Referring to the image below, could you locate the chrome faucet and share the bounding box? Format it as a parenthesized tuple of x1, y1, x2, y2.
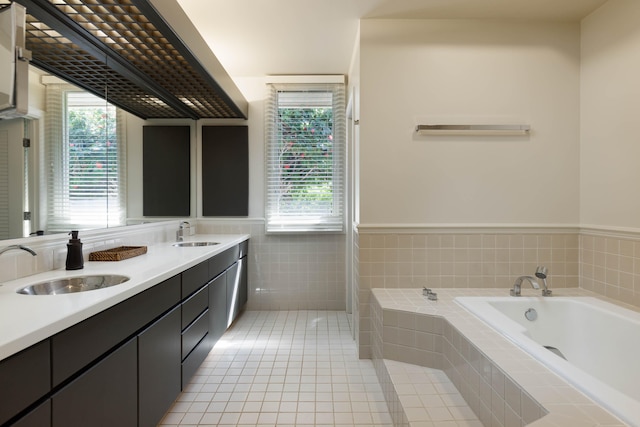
(535, 266, 552, 296)
(176, 221, 191, 242)
(0, 244, 37, 256)
(510, 275, 539, 296)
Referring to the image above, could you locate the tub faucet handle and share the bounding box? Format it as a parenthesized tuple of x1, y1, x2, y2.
(423, 287, 438, 301)
(535, 266, 552, 297)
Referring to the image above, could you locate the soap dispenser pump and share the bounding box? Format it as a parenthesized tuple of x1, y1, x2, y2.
(65, 230, 84, 270)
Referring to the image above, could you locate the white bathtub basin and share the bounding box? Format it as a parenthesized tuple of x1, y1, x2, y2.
(455, 296, 640, 426)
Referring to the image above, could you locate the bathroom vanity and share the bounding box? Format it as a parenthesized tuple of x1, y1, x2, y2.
(0, 235, 248, 427)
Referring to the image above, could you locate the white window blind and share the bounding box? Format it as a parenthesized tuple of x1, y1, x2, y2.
(265, 83, 345, 233)
(44, 85, 126, 232)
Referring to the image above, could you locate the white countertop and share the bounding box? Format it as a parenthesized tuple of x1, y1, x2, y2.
(0, 234, 249, 361)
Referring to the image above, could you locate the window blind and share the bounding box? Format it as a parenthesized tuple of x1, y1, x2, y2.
(44, 85, 126, 232)
(265, 83, 345, 233)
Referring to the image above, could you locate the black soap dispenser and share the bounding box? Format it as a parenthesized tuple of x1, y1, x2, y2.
(65, 230, 84, 270)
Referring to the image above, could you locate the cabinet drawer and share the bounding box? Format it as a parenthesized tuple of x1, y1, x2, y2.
(182, 284, 208, 330)
(181, 309, 209, 360)
(0, 340, 51, 425)
(52, 275, 181, 387)
(209, 245, 239, 278)
(182, 260, 209, 298)
(181, 334, 211, 389)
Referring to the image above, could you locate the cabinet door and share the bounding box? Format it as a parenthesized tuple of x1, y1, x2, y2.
(138, 306, 181, 427)
(52, 338, 137, 427)
(209, 271, 227, 345)
(239, 256, 248, 310)
(0, 340, 50, 425)
(11, 400, 50, 427)
(52, 274, 180, 387)
(226, 262, 240, 327)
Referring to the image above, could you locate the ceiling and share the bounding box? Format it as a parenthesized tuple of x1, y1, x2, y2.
(177, 0, 610, 78)
(2, 0, 249, 119)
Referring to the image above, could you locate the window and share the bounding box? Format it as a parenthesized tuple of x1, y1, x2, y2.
(265, 82, 345, 233)
(44, 85, 126, 231)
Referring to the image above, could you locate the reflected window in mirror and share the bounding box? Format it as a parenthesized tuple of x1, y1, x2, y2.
(43, 84, 126, 232)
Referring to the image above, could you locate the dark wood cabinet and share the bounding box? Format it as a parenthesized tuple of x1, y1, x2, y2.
(10, 400, 50, 427)
(182, 260, 209, 298)
(226, 261, 241, 327)
(2, 239, 249, 427)
(51, 274, 180, 387)
(182, 284, 209, 329)
(0, 340, 50, 425)
(208, 272, 227, 344)
(180, 265, 214, 388)
(138, 306, 182, 427)
(52, 339, 137, 427)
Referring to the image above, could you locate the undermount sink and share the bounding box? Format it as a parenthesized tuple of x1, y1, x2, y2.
(172, 241, 219, 247)
(17, 275, 130, 295)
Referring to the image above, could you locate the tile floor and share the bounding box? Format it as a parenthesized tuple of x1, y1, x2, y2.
(158, 310, 478, 427)
(384, 360, 482, 427)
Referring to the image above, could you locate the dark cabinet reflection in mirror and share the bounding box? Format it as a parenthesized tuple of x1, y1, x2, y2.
(202, 126, 248, 217)
(142, 126, 190, 217)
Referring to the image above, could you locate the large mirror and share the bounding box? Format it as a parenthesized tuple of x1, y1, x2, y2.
(0, 66, 125, 241)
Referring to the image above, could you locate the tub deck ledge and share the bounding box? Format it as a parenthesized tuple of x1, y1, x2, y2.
(370, 287, 631, 426)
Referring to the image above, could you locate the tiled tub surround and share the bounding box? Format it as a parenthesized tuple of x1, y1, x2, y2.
(371, 288, 630, 427)
(357, 226, 640, 359)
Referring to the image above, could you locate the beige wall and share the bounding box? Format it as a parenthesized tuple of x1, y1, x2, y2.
(353, 11, 640, 356)
(125, 77, 347, 311)
(358, 19, 581, 226)
(580, 0, 640, 229)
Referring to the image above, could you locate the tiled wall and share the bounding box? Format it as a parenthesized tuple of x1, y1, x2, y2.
(370, 296, 547, 427)
(195, 220, 347, 311)
(358, 230, 580, 289)
(355, 227, 581, 359)
(352, 224, 362, 353)
(0, 222, 180, 283)
(0, 219, 347, 311)
(580, 231, 640, 308)
(355, 226, 640, 359)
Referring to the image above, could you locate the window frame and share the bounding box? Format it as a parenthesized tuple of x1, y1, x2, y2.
(43, 84, 126, 232)
(264, 81, 346, 234)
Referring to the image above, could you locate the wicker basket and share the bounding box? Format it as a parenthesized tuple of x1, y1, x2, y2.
(89, 246, 147, 262)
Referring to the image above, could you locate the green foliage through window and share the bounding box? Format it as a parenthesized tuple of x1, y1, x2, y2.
(66, 95, 118, 200)
(265, 83, 345, 233)
(276, 106, 334, 213)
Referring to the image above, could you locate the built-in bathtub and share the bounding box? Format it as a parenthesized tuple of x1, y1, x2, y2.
(455, 296, 640, 426)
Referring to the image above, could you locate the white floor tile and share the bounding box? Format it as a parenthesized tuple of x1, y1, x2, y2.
(160, 310, 473, 427)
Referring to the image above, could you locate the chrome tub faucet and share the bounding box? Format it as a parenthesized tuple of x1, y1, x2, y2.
(511, 266, 551, 297)
(510, 275, 539, 296)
